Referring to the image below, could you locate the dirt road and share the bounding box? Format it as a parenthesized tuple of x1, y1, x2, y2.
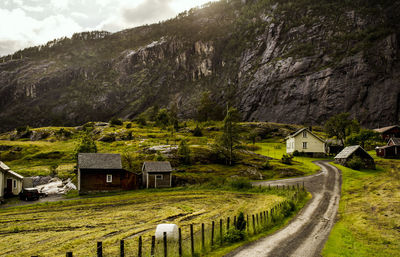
(226, 161, 341, 257)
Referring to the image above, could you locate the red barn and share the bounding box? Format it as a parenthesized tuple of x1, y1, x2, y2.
(373, 125, 400, 141)
(376, 137, 400, 159)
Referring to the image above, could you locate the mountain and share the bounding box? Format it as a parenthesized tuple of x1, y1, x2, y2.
(0, 0, 399, 132)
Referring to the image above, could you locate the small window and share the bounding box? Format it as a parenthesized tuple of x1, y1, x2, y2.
(106, 174, 112, 183)
(302, 131, 307, 138)
(13, 180, 17, 189)
(303, 142, 307, 149)
(156, 175, 163, 180)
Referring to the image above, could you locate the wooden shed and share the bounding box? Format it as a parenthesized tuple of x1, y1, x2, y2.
(334, 145, 375, 169)
(374, 125, 400, 141)
(142, 161, 172, 189)
(78, 153, 139, 194)
(0, 161, 24, 199)
(376, 138, 400, 159)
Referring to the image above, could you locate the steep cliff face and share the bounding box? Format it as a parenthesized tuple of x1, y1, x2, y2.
(0, 0, 399, 131)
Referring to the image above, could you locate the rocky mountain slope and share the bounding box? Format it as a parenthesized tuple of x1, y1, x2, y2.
(0, 0, 399, 132)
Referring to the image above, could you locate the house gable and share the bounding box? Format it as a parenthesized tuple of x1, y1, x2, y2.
(286, 128, 325, 154)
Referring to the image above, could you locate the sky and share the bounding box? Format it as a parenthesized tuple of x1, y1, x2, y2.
(0, 0, 217, 56)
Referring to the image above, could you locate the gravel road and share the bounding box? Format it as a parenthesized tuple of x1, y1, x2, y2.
(226, 160, 341, 257)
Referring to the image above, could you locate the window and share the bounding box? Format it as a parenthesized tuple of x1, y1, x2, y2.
(302, 131, 307, 138)
(156, 175, 163, 180)
(303, 142, 308, 149)
(13, 180, 17, 189)
(106, 174, 112, 183)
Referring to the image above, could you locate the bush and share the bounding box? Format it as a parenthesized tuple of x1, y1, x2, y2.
(347, 156, 363, 170)
(236, 212, 246, 231)
(229, 177, 252, 190)
(110, 117, 123, 126)
(281, 154, 294, 165)
(261, 160, 272, 170)
(293, 150, 300, 156)
(224, 228, 245, 243)
(192, 125, 203, 137)
(125, 123, 132, 129)
(136, 114, 147, 126)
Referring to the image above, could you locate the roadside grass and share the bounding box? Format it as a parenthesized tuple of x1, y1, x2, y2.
(0, 188, 292, 257)
(323, 159, 400, 257)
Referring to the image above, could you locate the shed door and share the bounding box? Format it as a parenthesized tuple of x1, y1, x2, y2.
(6, 179, 12, 194)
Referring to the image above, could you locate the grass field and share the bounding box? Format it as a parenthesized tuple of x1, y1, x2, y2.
(0, 188, 296, 257)
(323, 157, 400, 256)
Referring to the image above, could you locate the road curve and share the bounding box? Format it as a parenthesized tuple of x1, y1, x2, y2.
(226, 160, 341, 257)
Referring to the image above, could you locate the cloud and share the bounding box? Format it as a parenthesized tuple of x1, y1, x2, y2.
(122, 0, 175, 24)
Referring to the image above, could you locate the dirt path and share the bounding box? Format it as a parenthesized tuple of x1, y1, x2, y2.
(226, 160, 341, 257)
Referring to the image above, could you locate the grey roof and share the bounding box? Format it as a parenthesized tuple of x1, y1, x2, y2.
(286, 128, 326, 143)
(78, 153, 122, 170)
(335, 145, 371, 159)
(389, 138, 400, 145)
(7, 170, 23, 179)
(143, 161, 172, 173)
(374, 125, 400, 133)
(0, 161, 10, 171)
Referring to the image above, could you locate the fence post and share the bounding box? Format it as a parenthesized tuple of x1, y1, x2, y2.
(246, 215, 249, 232)
(201, 223, 205, 251)
(260, 212, 263, 226)
(163, 232, 168, 257)
(211, 221, 215, 246)
(179, 228, 182, 257)
(234, 216, 236, 227)
(120, 240, 124, 257)
(227, 217, 230, 231)
(190, 224, 194, 256)
(66, 252, 73, 257)
(151, 236, 156, 257)
(220, 219, 223, 245)
(256, 213, 259, 227)
(138, 236, 142, 257)
(252, 215, 256, 234)
(97, 242, 102, 257)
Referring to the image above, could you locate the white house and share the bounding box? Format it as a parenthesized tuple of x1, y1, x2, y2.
(0, 161, 24, 199)
(285, 128, 326, 157)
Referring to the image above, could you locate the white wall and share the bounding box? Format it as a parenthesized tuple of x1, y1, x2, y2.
(0, 171, 4, 198)
(4, 175, 23, 195)
(286, 130, 325, 154)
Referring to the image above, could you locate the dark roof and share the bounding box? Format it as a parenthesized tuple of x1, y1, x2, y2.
(78, 153, 122, 170)
(335, 145, 372, 159)
(142, 161, 172, 173)
(285, 128, 326, 143)
(389, 138, 400, 145)
(373, 125, 400, 133)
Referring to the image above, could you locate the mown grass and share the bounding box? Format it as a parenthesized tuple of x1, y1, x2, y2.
(0, 188, 293, 257)
(323, 159, 400, 257)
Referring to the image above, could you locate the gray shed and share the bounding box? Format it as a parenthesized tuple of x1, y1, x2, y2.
(142, 161, 172, 189)
(334, 145, 375, 169)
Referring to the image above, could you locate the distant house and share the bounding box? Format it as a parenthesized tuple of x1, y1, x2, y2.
(77, 153, 139, 193)
(142, 161, 172, 189)
(376, 138, 400, 159)
(373, 125, 400, 141)
(334, 145, 375, 169)
(285, 128, 326, 157)
(0, 161, 23, 199)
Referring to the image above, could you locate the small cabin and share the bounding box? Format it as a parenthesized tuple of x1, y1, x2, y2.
(142, 161, 172, 189)
(285, 128, 326, 157)
(0, 161, 24, 199)
(335, 145, 375, 169)
(376, 138, 400, 159)
(374, 125, 400, 141)
(78, 153, 139, 194)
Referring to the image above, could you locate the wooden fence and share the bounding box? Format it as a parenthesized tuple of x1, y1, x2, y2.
(31, 183, 307, 257)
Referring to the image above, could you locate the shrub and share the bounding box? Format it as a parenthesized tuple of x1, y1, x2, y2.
(136, 115, 147, 126)
(281, 154, 294, 165)
(177, 140, 191, 165)
(261, 160, 272, 170)
(224, 228, 245, 243)
(154, 151, 165, 161)
(125, 123, 132, 129)
(192, 125, 203, 137)
(229, 177, 252, 190)
(110, 117, 123, 126)
(293, 150, 300, 156)
(236, 212, 246, 231)
(347, 156, 363, 170)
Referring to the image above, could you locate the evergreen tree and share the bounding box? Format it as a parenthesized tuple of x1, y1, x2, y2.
(177, 140, 191, 164)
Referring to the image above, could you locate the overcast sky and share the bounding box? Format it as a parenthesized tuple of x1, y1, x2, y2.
(0, 0, 217, 56)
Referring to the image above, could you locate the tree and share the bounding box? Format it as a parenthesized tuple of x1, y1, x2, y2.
(110, 117, 123, 126)
(169, 103, 179, 131)
(197, 91, 213, 122)
(156, 108, 170, 128)
(74, 133, 97, 160)
(324, 113, 359, 146)
(215, 107, 242, 165)
(177, 140, 191, 164)
(346, 129, 380, 149)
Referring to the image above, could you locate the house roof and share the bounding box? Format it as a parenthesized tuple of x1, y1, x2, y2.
(78, 153, 122, 170)
(6, 170, 23, 179)
(335, 145, 371, 159)
(373, 125, 400, 133)
(389, 138, 400, 145)
(0, 161, 10, 171)
(143, 161, 172, 173)
(285, 128, 326, 143)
